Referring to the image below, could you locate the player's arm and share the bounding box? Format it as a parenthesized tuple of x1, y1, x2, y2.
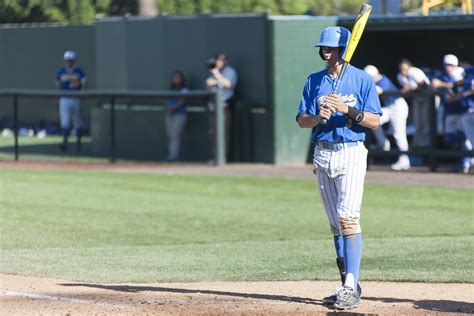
(431, 78, 452, 90)
(324, 94, 380, 129)
(297, 106, 332, 128)
(211, 69, 232, 88)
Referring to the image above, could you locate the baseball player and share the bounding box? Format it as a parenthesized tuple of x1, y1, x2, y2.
(296, 26, 381, 310)
(364, 65, 411, 171)
(461, 77, 474, 173)
(55, 51, 86, 152)
(397, 59, 431, 149)
(431, 54, 471, 173)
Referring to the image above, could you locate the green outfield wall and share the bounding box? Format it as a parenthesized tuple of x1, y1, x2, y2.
(270, 17, 337, 165)
(0, 25, 96, 123)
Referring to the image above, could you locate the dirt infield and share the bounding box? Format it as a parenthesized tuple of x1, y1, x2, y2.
(1, 161, 473, 314)
(1, 274, 473, 315)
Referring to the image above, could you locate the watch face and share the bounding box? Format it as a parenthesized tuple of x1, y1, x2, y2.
(356, 113, 363, 122)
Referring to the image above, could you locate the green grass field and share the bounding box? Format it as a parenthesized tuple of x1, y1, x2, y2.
(0, 168, 472, 284)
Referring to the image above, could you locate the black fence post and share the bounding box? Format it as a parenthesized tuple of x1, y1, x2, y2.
(110, 96, 116, 163)
(13, 95, 19, 161)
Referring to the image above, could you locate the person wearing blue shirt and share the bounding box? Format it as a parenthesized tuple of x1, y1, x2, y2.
(364, 65, 411, 171)
(296, 26, 381, 310)
(205, 53, 238, 163)
(431, 54, 471, 173)
(164, 71, 188, 162)
(55, 51, 86, 152)
(461, 77, 474, 173)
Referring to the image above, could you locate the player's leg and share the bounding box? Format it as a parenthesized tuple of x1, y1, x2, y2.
(337, 146, 366, 289)
(316, 168, 349, 305)
(462, 112, 474, 173)
(315, 167, 340, 236)
(372, 106, 390, 150)
(333, 143, 368, 309)
(314, 149, 363, 305)
(390, 98, 410, 170)
(461, 111, 474, 145)
(59, 97, 71, 151)
(168, 113, 187, 161)
(314, 149, 344, 303)
(453, 113, 472, 173)
(70, 99, 82, 151)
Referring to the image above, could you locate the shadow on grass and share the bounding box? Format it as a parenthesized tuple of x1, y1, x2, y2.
(363, 296, 474, 314)
(60, 283, 321, 306)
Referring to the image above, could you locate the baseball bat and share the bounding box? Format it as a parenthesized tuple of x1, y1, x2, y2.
(321, 3, 372, 125)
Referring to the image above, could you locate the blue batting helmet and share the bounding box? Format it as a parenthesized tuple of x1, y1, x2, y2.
(315, 26, 351, 60)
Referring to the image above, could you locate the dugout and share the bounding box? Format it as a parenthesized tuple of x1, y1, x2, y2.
(270, 13, 474, 165)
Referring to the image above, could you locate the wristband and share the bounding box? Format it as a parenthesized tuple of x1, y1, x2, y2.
(346, 106, 364, 122)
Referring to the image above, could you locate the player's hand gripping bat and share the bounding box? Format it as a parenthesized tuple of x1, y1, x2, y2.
(320, 3, 372, 125)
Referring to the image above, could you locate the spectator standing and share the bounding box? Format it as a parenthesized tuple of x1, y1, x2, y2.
(55, 51, 86, 152)
(205, 53, 238, 162)
(461, 77, 474, 173)
(432, 54, 471, 173)
(397, 59, 431, 149)
(164, 71, 188, 162)
(364, 65, 410, 171)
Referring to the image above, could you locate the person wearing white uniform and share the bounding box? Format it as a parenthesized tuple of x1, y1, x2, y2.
(297, 26, 382, 310)
(397, 59, 430, 149)
(365, 65, 411, 171)
(55, 51, 86, 152)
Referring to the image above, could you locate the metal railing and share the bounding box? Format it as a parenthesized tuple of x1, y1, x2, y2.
(0, 88, 226, 165)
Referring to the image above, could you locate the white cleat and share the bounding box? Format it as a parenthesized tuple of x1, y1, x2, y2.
(391, 156, 411, 171)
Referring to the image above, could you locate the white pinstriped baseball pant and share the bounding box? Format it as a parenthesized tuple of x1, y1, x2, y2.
(313, 142, 368, 236)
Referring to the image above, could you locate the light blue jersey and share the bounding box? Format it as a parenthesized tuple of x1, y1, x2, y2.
(56, 67, 86, 90)
(297, 64, 382, 143)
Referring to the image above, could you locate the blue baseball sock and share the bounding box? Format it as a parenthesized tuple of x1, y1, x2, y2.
(343, 233, 362, 290)
(333, 235, 344, 258)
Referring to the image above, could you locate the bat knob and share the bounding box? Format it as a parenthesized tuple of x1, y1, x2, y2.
(320, 118, 328, 125)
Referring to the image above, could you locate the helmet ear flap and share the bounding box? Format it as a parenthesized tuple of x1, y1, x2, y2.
(319, 47, 324, 60)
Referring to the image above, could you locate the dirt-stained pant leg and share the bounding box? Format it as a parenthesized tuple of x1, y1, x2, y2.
(334, 143, 367, 235)
(315, 167, 342, 235)
(314, 146, 342, 235)
(314, 143, 368, 236)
